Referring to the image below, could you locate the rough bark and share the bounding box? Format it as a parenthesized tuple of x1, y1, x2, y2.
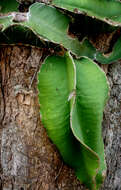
(101, 62, 121, 190)
(0, 46, 120, 190)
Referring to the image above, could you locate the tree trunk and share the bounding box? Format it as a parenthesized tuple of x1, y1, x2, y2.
(0, 45, 120, 190)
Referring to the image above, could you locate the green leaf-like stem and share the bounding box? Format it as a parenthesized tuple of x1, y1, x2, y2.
(24, 3, 95, 58)
(52, 0, 121, 26)
(1, 3, 121, 64)
(0, 15, 13, 30)
(38, 53, 109, 189)
(24, 3, 121, 63)
(71, 58, 109, 189)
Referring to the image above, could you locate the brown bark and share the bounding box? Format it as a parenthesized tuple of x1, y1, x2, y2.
(0, 46, 120, 190)
(101, 62, 121, 190)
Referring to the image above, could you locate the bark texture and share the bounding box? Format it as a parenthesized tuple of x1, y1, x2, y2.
(0, 46, 120, 190)
(101, 62, 121, 190)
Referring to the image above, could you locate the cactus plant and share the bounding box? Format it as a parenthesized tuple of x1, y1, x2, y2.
(37, 53, 109, 189)
(0, 0, 121, 189)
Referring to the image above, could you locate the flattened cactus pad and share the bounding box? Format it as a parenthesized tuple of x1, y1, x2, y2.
(38, 53, 109, 189)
